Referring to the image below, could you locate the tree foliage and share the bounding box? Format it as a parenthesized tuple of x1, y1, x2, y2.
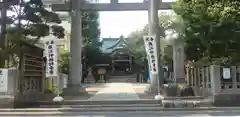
(173, 0, 240, 64)
(127, 26, 148, 61)
(6, 0, 64, 39)
(82, 11, 101, 47)
(127, 12, 183, 66)
(59, 9, 102, 74)
(2, 0, 65, 67)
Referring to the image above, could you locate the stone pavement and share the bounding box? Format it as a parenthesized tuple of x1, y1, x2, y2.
(82, 83, 154, 100)
(88, 83, 140, 101)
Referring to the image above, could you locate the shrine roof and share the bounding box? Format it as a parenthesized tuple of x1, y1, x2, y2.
(100, 36, 129, 53)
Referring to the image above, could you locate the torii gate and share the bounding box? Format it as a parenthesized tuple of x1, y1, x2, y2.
(51, 0, 184, 95)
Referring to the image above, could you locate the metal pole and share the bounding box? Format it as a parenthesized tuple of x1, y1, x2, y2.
(148, 0, 164, 95)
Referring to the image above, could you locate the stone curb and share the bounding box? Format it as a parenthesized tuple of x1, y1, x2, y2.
(163, 96, 204, 100)
(0, 107, 240, 112)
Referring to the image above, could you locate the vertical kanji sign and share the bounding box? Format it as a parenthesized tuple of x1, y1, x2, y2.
(143, 36, 152, 72)
(45, 40, 58, 77)
(143, 36, 159, 74)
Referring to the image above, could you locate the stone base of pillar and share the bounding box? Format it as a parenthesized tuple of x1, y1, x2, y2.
(63, 84, 88, 96)
(145, 85, 159, 94)
(175, 78, 185, 84)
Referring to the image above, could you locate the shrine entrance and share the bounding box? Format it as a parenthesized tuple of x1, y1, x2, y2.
(100, 36, 133, 75)
(51, 0, 173, 94)
(112, 49, 133, 73)
(113, 61, 130, 72)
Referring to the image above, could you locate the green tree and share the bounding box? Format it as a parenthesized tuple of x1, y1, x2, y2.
(59, 7, 102, 74)
(2, 0, 64, 67)
(127, 26, 148, 61)
(81, 11, 103, 66)
(82, 11, 101, 47)
(7, 0, 64, 39)
(158, 12, 184, 65)
(127, 12, 184, 65)
(64, 9, 101, 47)
(173, 0, 240, 64)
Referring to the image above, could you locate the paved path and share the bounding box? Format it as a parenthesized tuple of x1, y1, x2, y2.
(88, 83, 140, 101)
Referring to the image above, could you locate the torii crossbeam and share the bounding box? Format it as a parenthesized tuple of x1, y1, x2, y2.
(51, 0, 173, 11)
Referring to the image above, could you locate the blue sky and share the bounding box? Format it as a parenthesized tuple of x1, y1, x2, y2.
(98, 0, 175, 38)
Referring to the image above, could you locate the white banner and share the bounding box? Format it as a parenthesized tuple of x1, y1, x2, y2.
(143, 36, 152, 72)
(0, 69, 8, 93)
(45, 39, 58, 77)
(143, 36, 159, 74)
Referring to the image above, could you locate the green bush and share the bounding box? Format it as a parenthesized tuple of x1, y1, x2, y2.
(47, 84, 63, 95)
(59, 52, 69, 74)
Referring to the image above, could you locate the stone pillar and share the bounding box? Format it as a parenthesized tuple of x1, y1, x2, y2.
(148, 0, 164, 93)
(173, 40, 185, 83)
(63, 0, 87, 96)
(0, 0, 7, 49)
(210, 65, 221, 95)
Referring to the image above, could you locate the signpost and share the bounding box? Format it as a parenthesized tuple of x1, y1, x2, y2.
(45, 39, 58, 77)
(44, 37, 64, 102)
(143, 36, 159, 74)
(143, 35, 163, 100)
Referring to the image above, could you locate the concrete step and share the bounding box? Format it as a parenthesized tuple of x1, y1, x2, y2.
(162, 99, 213, 108)
(63, 103, 162, 108)
(38, 99, 212, 109)
(54, 106, 163, 112)
(2, 107, 240, 113)
(38, 99, 161, 106)
(108, 76, 137, 82)
(110, 75, 136, 78)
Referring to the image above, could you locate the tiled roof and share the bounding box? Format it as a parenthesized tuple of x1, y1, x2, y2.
(100, 38, 118, 53)
(100, 37, 129, 53)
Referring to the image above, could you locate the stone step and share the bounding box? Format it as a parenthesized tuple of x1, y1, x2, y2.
(37, 99, 212, 109)
(63, 103, 162, 108)
(55, 106, 163, 112)
(163, 96, 204, 100)
(162, 99, 213, 108)
(2, 106, 240, 113)
(38, 99, 161, 106)
(110, 75, 136, 77)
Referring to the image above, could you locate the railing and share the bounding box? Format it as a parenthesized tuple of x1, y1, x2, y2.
(219, 66, 240, 93)
(186, 66, 212, 94)
(186, 65, 240, 95)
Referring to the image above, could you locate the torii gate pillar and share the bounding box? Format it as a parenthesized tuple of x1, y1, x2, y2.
(63, 0, 87, 96)
(147, 0, 164, 93)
